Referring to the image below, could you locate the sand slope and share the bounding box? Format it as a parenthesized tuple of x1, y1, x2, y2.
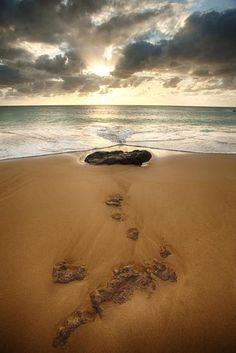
(0, 151, 236, 353)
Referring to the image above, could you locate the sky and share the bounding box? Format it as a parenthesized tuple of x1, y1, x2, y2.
(0, 0, 236, 106)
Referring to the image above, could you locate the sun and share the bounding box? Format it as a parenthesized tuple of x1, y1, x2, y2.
(87, 64, 114, 77)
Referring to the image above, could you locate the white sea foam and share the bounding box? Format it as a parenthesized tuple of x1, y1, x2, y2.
(0, 105, 235, 159)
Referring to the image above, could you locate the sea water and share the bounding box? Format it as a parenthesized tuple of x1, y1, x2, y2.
(0, 105, 236, 159)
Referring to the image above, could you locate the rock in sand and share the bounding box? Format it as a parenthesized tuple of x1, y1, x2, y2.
(85, 150, 152, 166)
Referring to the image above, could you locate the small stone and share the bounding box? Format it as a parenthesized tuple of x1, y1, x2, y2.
(152, 260, 177, 282)
(127, 228, 139, 240)
(111, 213, 126, 221)
(52, 261, 86, 284)
(168, 271, 178, 282)
(160, 246, 172, 258)
(106, 194, 123, 207)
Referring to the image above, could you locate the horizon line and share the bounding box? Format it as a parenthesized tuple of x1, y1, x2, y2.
(0, 104, 236, 109)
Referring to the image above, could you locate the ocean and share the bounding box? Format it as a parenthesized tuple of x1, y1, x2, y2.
(0, 105, 236, 160)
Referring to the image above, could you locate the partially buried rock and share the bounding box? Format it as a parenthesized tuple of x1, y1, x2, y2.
(53, 310, 96, 348)
(52, 259, 178, 347)
(85, 150, 152, 166)
(52, 261, 86, 284)
(111, 213, 126, 221)
(160, 246, 171, 258)
(152, 260, 177, 282)
(90, 264, 155, 313)
(127, 228, 139, 240)
(106, 194, 123, 207)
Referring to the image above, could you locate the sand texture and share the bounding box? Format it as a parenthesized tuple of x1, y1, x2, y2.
(0, 150, 236, 353)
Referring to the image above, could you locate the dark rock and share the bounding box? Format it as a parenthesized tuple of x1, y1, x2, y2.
(111, 213, 126, 221)
(106, 194, 123, 207)
(52, 261, 86, 284)
(160, 246, 171, 258)
(90, 288, 114, 313)
(152, 260, 177, 282)
(53, 310, 96, 347)
(127, 228, 139, 240)
(85, 150, 152, 166)
(53, 259, 177, 347)
(90, 264, 155, 313)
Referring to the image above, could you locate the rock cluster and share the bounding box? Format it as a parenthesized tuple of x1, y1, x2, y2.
(52, 187, 179, 349)
(53, 260, 177, 347)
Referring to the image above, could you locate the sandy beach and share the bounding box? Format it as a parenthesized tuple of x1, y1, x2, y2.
(0, 149, 236, 353)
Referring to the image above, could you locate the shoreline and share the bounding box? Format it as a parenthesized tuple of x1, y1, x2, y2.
(0, 151, 236, 353)
(1, 142, 236, 163)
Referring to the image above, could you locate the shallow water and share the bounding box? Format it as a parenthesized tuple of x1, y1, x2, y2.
(0, 105, 236, 159)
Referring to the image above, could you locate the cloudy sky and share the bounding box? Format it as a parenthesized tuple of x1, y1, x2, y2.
(0, 0, 236, 106)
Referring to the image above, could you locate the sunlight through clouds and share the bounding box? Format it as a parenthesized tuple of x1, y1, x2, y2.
(0, 0, 235, 105)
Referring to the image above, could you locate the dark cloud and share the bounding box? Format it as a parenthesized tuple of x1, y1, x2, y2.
(185, 75, 236, 93)
(108, 74, 152, 89)
(169, 9, 236, 63)
(163, 76, 181, 88)
(61, 76, 85, 91)
(61, 74, 105, 92)
(0, 0, 108, 45)
(14, 80, 50, 95)
(113, 40, 167, 78)
(62, 73, 111, 93)
(4, 72, 113, 98)
(79, 80, 100, 93)
(0, 46, 32, 61)
(191, 68, 210, 77)
(34, 50, 83, 74)
(96, 6, 172, 45)
(62, 0, 108, 15)
(114, 9, 236, 88)
(0, 1, 63, 44)
(0, 0, 107, 24)
(0, 64, 24, 85)
(35, 54, 67, 74)
(0, 0, 17, 24)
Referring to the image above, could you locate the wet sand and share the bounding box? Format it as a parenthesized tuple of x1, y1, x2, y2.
(0, 150, 236, 353)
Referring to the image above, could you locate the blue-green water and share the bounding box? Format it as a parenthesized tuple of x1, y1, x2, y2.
(0, 105, 236, 159)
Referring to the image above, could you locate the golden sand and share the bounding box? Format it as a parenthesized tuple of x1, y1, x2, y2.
(0, 150, 236, 353)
